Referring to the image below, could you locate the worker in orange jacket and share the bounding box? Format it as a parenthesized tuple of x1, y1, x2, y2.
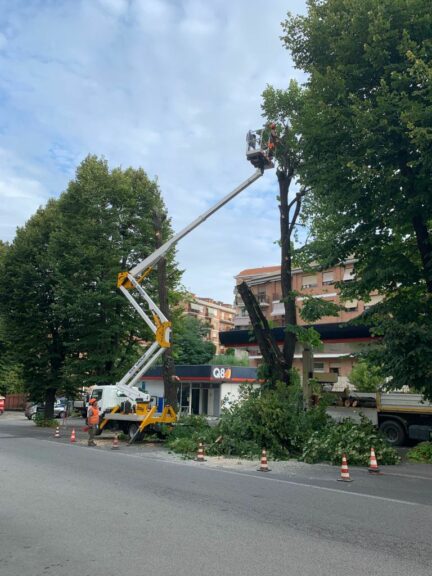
(87, 398, 100, 447)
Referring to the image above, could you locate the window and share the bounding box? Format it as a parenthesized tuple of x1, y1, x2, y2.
(343, 268, 355, 282)
(322, 271, 334, 285)
(271, 302, 285, 316)
(190, 302, 204, 313)
(330, 367, 340, 375)
(302, 274, 317, 288)
(240, 307, 248, 317)
(343, 299, 358, 312)
(257, 291, 268, 304)
(314, 362, 325, 373)
(207, 307, 217, 317)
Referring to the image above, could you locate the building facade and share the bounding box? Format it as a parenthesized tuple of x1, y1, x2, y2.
(141, 365, 258, 417)
(233, 261, 382, 329)
(185, 296, 235, 354)
(228, 263, 381, 388)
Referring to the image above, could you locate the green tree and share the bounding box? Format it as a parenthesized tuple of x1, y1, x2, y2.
(240, 82, 340, 387)
(50, 156, 181, 389)
(283, 0, 432, 397)
(0, 202, 66, 416)
(348, 360, 383, 393)
(0, 242, 24, 395)
(0, 316, 25, 396)
(260, 82, 305, 383)
(172, 316, 215, 365)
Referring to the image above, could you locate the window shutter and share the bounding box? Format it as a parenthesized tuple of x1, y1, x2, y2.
(302, 275, 317, 287)
(343, 268, 355, 281)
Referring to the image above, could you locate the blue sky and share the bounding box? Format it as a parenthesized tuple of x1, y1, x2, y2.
(0, 0, 306, 303)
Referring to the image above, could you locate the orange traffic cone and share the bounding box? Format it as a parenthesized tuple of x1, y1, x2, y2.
(368, 447, 381, 474)
(337, 454, 352, 482)
(196, 442, 206, 462)
(111, 434, 120, 450)
(54, 426, 60, 438)
(70, 428, 76, 443)
(257, 448, 271, 472)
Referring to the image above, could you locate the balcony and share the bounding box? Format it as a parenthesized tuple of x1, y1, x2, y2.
(257, 294, 269, 307)
(233, 316, 251, 328)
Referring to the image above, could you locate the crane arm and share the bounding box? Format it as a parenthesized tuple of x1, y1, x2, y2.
(122, 168, 262, 282)
(116, 131, 274, 389)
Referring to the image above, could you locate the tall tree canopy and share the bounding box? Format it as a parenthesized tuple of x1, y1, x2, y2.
(50, 156, 181, 389)
(172, 316, 216, 365)
(0, 156, 182, 413)
(283, 0, 432, 397)
(0, 202, 66, 413)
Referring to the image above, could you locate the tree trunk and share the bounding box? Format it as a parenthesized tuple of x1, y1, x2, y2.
(44, 387, 56, 420)
(237, 282, 290, 385)
(153, 212, 178, 410)
(278, 169, 296, 378)
(412, 214, 432, 294)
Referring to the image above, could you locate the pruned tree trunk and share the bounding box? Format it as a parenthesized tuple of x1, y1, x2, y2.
(278, 169, 297, 377)
(238, 281, 291, 385)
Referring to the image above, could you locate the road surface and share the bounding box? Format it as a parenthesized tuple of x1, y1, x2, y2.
(1, 413, 431, 576)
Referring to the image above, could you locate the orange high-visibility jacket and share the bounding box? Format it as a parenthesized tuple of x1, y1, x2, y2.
(87, 406, 100, 426)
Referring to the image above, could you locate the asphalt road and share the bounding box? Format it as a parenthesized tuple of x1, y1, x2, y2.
(1, 413, 431, 576)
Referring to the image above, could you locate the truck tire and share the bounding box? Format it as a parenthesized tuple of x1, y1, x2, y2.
(379, 420, 406, 446)
(128, 423, 143, 442)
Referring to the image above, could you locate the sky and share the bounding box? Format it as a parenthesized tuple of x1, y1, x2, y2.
(0, 0, 307, 304)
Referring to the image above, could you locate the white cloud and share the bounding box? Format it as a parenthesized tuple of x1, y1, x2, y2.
(0, 0, 307, 301)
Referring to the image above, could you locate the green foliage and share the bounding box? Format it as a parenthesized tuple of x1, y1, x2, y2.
(166, 384, 400, 466)
(34, 415, 58, 428)
(364, 291, 432, 399)
(172, 315, 216, 365)
(299, 295, 341, 324)
(302, 417, 400, 465)
(0, 202, 65, 404)
(407, 442, 432, 463)
(348, 360, 383, 392)
(218, 382, 328, 459)
(285, 324, 322, 348)
(0, 316, 25, 395)
(209, 353, 249, 367)
(167, 382, 331, 460)
(166, 415, 218, 458)
(0, 156, 182, 405)
(283, 0, 432, 398)
(50, 156, 181, 388)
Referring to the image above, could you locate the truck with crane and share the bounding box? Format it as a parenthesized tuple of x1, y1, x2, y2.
(91, 129, 274, 441)
(327, 390, 432, 446)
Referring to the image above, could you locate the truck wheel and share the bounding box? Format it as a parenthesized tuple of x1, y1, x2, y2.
(380, 420, 406, 446)
(128, 423, 142, 442)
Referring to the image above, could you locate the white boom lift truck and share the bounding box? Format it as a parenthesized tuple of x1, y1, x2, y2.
(91, 129, 274, 442)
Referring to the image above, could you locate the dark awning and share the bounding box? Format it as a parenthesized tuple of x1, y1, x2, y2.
(219, 322, 372, 347)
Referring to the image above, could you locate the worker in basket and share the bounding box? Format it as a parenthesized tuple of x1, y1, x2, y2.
(267, 123, 279, 159)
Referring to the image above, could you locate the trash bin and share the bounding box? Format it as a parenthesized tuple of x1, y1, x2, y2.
(0, 396, 5, 414)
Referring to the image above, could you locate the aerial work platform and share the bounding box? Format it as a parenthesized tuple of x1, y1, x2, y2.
(246, 129, 275, 170)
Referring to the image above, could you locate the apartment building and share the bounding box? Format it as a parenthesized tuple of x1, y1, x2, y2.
(226, 263, 381, 387)
(185, 295, 235, 354)
(233, 261, 382, 328)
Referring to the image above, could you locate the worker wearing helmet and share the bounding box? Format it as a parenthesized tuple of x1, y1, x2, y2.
(87, 398, 100, 447)
(267, 123, 279, 159)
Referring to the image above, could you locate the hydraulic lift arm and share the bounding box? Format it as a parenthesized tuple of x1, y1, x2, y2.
(116, 130, 273, 389)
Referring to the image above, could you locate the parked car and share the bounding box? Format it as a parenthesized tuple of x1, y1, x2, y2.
(25, 400, 67, 420)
